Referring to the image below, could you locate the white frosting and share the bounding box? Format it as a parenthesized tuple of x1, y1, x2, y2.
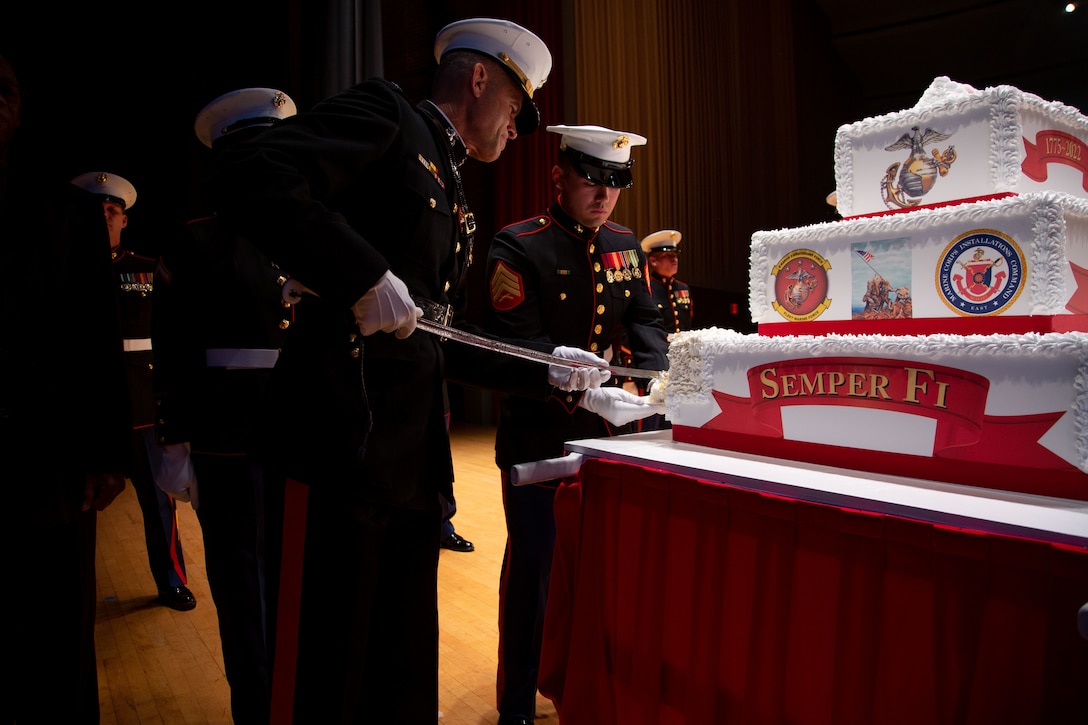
(988, 85, 1024, 194)
(666, 327, 1088, 471)
(913, 76, 978, 110)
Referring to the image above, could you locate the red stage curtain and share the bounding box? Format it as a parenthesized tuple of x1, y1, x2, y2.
(540, 458, 1088, 725)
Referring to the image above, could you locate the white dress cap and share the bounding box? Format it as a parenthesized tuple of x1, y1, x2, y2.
(546, 124, 647, 188)
(641, 229, 682, 254)
(435, 18, 552, 134)
(70, 171, 137, 210)
(546, 124, 647, 164)
(194, 87, 298, 148)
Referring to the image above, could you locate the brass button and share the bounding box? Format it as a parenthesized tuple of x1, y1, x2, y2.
(350, 347, 361, 358)
(597, 304, 605, 314)
(566, 394, 574, 403)
(277, 275, 288, 286)
(429, 198, 437, 209)
(279, 320, 290, 330)
(593, 262, 601, 272)
(594, 324, 602, 334)
(456, 242, 461, 253)
(589, 342, 599, 351)
(624, 289, 631, 297)
(588, 243, 594, 253)
(559, 292, 567, 300)
(596, 283, 603, 293)
(444, 281, 451, 292)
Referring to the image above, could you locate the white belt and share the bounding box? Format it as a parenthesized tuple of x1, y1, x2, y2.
(205, 348, 280, 369)
(123, 338, 153, 352)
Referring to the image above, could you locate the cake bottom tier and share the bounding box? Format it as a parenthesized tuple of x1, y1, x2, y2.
(665, 329, 1088, 501)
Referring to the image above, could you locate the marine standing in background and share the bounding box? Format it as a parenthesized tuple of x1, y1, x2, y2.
(642, 228, 694, 333)
(484, 124, 669, 725)
(152, 87, 298, 725)
(638, 228, 693, 430)
(70, 170, 196, 612)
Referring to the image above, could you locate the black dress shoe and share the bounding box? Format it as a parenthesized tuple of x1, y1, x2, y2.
(157, 585, 197, 611)
(497, 716, 532, 725)
(440, 532, 475, 552)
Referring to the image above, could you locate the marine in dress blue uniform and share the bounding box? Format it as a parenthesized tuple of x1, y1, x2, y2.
(642, 229, 694, 333)
(70, 171, 195, 612)
(151, 87, 298, 725)
(640, 229, 694, 431)
(203, 19, 593, 724)
(484, 125, 670, 724)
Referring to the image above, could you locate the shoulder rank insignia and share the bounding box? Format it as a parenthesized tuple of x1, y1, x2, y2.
(490, 261, 525, 311)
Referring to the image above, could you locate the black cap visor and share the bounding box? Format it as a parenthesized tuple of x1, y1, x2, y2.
(516, 95, 540, 135)
(562, 147, 634, 188)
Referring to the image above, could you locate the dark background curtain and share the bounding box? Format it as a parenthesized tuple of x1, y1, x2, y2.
(4, 0, 1086, 363)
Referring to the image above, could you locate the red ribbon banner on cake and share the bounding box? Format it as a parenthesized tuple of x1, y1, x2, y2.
(1022, 130, 1088, 192)
(701, 357, 1071, 470)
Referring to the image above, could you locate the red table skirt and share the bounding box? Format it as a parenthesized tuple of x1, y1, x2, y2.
(539, 458, 1088, 725)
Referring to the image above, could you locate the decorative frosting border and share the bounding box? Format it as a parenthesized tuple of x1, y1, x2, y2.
(748, 192, 1088, 318)
(832, 78, 1088, 217)
(665, 327, 1088, 471)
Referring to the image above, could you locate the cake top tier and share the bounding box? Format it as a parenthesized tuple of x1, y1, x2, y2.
(832, 77, 1088, 218)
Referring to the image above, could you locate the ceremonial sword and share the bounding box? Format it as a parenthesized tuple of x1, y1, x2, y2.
(415, 317, 661, 380)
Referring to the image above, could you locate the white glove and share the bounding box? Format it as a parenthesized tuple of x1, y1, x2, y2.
(548, 346, 612, 391)
(578, 387, 665, 426)
(351, 270, 422, 339)
(155, 442, 200, 510)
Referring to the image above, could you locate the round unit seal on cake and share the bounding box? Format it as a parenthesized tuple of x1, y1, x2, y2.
(771, 249, 832, 322)
(935, 228, 1026, 315)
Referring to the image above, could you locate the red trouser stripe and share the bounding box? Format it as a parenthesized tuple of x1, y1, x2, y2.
(269, 478, 309, 725)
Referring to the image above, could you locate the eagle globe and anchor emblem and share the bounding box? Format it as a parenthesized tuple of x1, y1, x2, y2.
(881, 126, 958, 209)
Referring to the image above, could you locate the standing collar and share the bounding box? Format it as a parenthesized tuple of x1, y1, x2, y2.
(548, 200, 600, 241)
(419, 100, 467, 168)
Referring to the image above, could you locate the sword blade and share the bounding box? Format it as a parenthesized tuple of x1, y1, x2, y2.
(415, 317, 660, 380)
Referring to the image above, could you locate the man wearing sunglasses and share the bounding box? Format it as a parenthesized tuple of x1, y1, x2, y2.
(483, 124, 668, 725)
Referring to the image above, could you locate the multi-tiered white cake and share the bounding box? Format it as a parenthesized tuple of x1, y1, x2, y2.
(665, 77, 1088, 502)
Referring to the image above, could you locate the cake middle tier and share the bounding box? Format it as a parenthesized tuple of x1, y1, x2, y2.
(750, 192, 1088, 336)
